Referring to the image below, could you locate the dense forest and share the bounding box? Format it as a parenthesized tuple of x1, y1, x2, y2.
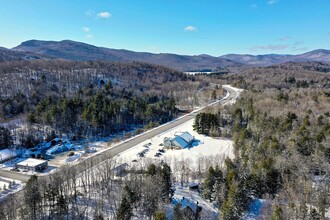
(0, 60, 221, 147)
(195, 62, 330, 219)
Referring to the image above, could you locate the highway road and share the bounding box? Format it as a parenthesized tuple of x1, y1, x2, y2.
(0, 85, 239, 183)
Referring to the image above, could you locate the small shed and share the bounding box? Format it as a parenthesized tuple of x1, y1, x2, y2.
(16, 158, 48, 172)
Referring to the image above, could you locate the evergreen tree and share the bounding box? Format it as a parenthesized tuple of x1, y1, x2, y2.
(160, 163, 174, 200)
(24, 175, 42, 220)
(0, 126, 13, 149)
(202, 166, 215, 200)
(117, 196, 132, 220)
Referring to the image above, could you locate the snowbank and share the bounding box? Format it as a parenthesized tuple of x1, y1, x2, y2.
(0, 177, 23, 200)
(66, 151, 84, 163)
(46, 140, 82, 155)
(0, 149, 17, 162)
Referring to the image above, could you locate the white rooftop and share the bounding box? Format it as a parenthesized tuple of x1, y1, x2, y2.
(17, 158, 47, 167)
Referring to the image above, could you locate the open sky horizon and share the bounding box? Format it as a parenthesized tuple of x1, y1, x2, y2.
(0, 0, 329, 56)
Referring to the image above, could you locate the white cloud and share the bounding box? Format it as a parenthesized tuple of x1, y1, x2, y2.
(184, 26, 198, 32)
(267, 0, 279, 5)
(250, 4, 258, 9)
(97, 12, 112, 19)
(82, 27, 90, 33)
(250, 44, 289, 52)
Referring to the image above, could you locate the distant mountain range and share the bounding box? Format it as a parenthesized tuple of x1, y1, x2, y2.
(1, 39, 329, 71)
(220, 49, 330, 66)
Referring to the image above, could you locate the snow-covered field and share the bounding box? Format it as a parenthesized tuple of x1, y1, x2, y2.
(116, 119, 234, 172)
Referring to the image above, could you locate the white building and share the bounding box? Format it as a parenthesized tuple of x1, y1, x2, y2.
(16, 158, 48, 172)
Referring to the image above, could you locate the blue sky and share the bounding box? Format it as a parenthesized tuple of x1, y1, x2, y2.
(0, 0, 329, 55)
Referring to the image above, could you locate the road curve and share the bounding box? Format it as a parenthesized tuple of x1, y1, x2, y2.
(0, 85, 239, 183)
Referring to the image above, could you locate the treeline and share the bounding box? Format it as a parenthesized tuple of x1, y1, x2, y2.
(0, 60, 215, 146)
(0, 159, 174, 220)
(219, 91, 329, 219)
(218, 62, 330, 91)
(0, 60, 189, 119)
(0, 60, 227, 146)
(28, 82, 177, 140)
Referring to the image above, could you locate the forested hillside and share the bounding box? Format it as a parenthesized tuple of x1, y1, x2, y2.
(0, 60, 220, 147)
(198, 62, 330, 219)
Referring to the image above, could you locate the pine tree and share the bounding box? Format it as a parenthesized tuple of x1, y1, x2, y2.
(160, 163, 174, 200)
(24, 175, 42, 220)
(202, 166, 215, 200)
(0, 126, 13, 149)
(117, 196, 132, 220)
(211, 165, 223, 205)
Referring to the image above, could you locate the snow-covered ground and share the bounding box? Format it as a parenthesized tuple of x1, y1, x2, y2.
(169, 185, 219, 219)
(184, 71, 213, 75)
(0, 177, 23, 200)
(116, 118, 234, 172)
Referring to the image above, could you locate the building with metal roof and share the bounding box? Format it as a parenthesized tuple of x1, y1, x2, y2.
(163, 132, 195, 149)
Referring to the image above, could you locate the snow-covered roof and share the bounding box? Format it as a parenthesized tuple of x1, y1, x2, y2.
(172, 136, 189, 148)
(16, 158, 47, 167)
(178, 132, 194, 143)
(0, 149, 17, 161)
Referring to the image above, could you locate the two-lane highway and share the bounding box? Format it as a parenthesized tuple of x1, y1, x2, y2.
(0, 85, 239, 183)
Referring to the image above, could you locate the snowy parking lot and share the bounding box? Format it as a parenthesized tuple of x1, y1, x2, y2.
(116, 118, 234, 173)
